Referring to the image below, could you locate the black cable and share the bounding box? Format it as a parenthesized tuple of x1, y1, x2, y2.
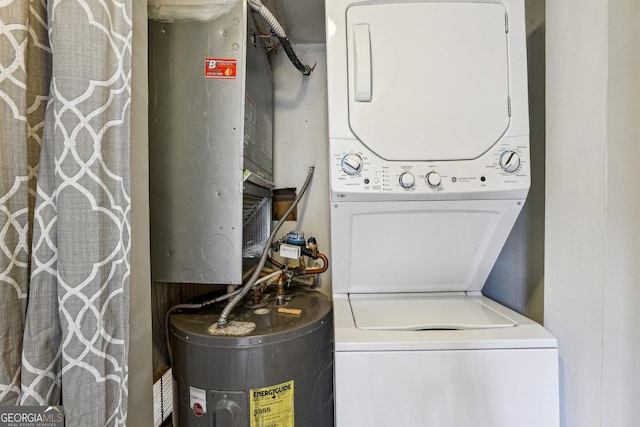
(277, 36, 312, 76)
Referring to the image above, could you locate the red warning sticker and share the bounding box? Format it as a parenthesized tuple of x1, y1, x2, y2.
(205, 58, 237, 79)
(190, 386, 207, 417)
(193, 403, 204, 417)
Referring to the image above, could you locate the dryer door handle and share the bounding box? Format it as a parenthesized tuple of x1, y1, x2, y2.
(353, 23, 372, 102)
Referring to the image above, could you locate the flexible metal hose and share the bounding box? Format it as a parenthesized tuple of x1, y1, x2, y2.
(217, 166, 315, 328)
(165, 269, 283, 365)
(248, 0, 286, 37)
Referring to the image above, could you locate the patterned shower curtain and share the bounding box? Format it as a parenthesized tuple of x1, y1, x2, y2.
(1, 0, 131, 425)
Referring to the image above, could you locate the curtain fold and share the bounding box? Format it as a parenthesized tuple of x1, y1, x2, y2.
(1, 1, 132, 425)
(0, 0, 49, 406)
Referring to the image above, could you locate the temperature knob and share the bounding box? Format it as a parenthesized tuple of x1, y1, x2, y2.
(426, 171, 441, 187)
(341, 153, 363, 176)
(499, 151, 521, 173)
(399, 172, 415, 189)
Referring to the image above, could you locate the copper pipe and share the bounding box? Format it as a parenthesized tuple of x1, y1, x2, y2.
(267, 257, 284, 269)
(303, 253, 329, 274)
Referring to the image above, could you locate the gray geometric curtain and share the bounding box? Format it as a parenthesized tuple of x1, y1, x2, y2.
(0, 0, 48, 407)
(0, 1, 131, 425)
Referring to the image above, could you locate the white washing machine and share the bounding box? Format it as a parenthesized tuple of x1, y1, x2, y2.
(325, 0, 560, 426)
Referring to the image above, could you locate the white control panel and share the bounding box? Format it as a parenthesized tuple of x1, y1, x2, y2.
(330, 136, 530, 202)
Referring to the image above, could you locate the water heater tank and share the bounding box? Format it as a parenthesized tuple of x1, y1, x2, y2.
(170, 287, 334, 426)
(148, 2, 274, 285)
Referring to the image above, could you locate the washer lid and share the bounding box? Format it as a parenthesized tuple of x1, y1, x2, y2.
(350, 294, 517, 330)
(346, 2, 510, 161)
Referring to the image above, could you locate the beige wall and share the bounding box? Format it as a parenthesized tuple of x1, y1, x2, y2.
(128, 1, 153, 425)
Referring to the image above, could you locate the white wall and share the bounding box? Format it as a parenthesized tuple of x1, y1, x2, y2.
(483, 0, 546, 323)
(265, 0, 326, 44)
(602, 1, 640, 425)
(545, 0, 640, 426)
(272, 44, 332, 296)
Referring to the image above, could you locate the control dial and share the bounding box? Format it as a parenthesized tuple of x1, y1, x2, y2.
(499, 151, 521, 173)
(426, 171, 441, 187)
(399, 172, 415, 189)
(341, 153, 363, 176)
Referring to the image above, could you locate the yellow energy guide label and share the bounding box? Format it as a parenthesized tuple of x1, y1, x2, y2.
(250, 380, 294, 427)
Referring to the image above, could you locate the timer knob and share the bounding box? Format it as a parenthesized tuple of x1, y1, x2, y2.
(399, 172, 415, 189)
(426, 171, 441, 187)
(499, 151, 521, 173)
(341, 153, 363, 176)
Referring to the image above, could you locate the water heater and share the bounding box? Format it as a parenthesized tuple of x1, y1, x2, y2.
(170, 287, 334, 426)
(148, 1, 274, 285)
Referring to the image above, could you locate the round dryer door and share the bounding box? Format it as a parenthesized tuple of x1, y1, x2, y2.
(346, 2, 510, 161)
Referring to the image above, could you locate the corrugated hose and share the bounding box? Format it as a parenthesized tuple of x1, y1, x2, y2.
(217, 166, 315, 328)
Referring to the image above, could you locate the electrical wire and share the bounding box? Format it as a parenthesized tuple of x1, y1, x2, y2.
(164, 281, 255, 366)
(164, 302, 202, 367)
(248, 0, 286, 37)
(248, 0, 313, 75)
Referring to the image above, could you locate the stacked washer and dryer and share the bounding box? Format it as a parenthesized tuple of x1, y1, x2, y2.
(325, 0, 560, 426)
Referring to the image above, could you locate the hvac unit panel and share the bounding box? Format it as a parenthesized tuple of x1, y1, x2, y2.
(149, 5, 274, 285)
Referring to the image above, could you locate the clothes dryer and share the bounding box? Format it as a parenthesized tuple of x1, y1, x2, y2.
(325, 0, 559, 425)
